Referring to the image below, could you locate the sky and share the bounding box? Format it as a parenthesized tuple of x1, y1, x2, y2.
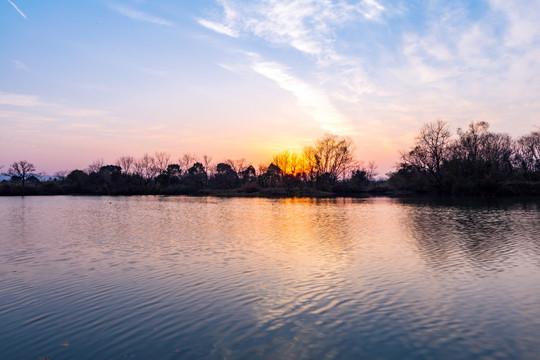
(1, 0, 540, 175)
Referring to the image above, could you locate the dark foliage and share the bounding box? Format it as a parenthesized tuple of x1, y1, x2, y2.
(4, 127, 540, 197)
(389, 120, 540, 195)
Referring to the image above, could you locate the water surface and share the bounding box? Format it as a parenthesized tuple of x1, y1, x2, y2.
(1, 196, 540, 359)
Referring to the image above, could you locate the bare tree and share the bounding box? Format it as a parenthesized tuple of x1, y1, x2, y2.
(454, 121, 489, 162)
(289, 152, 301, 175)
(401, 119, 451, 187)
(54, 169, 70, 180)
(257, 163, 269, 176)
(515, 130, 540, 172)
(115, 156, 135, 174)
(154, 152, 171, 175)
(8, 160, 36, 187)
(226, 158, 246, 173)
(480, 132, 513, 168)
(134, 153, 157, 179)
(272, 151, 290, 175)
(313, 134, 355, 181)
(363, 161, 378, 182)
(132, 158, 145, 177)
(179, 153, 198, 173)
(202, 154, 213, 177)
(86, 158, 104, 174)
(302, 145, 318, 181)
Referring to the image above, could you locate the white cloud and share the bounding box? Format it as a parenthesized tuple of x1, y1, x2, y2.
(196, 0, 385, 134)
(198, 0, 385, 60)
(488, 0, 540, 48)
(198, 19, 238, 37)
(108, 3, 173, 26)
(7, 0, 26, 19)
(198, 0, 540, 149)
(250, 55, 351, 134)
(357, 0, 384, 19)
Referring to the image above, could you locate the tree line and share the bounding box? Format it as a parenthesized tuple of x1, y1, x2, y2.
(0, 134, 380, 196)
(3, 122, 540, 197)
(389, 120, 540, 195)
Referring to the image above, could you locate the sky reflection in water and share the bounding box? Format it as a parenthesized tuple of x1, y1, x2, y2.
(1, 196, 539, 359)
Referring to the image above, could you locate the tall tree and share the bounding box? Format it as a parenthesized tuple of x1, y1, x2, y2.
(202, 154, 213, 178)
(401, 119, 451, 188)
(115, 156, 135, 174)
(133, 153, 157, 179)
(178, 153, 198, 174)
(515, 130, 540, 173)
(311, 133, 355, 182)
(8, 160, 36, 187)
(454, 121, 489, 162)
(154, 152, 171, 174)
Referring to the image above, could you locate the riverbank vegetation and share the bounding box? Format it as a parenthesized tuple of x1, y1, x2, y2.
(1, 134, 384, 197)
(2, 122, 540, 197)
(389, 120, 540, 195)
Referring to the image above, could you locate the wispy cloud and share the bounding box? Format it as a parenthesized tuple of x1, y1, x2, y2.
(198, 18, 238, 37)
(108, 3, 172, 26)
(12, 59, 30, 71)
(198, 0, 384, 61)
(249, 54, 351, 134)
(391, 2, 540, 121)
(0, 92, 51, 107)
(59, 109, 111, 117)
(0, 91, 111, 119)
(198, 0, 540, 165)
(7, 0, 26, 19)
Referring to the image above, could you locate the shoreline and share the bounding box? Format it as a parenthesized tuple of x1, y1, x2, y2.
(2, 184, 540, 199)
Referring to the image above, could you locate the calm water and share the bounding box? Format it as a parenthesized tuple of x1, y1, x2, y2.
(1, 196, 540, 360)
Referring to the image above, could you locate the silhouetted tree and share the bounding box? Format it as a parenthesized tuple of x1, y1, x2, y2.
(515, 130, 540, 176)
(100, 165, 121, 174)
(239, 165, 256, 184)
(134, 153, 157, 179)
(401, 119, 451, 190)
(202, 154, 213, 180)
(54, 169, 69, 180)
(156, 164, 180, 187)
(351, 169, 369, 186)
(154, 152, 171, 174)
(66, 169, 89, 191)
(86, 158, 104, 174)
(453, 121, 489, 162)
(213, 162, 239, 189)
(226, 158, 246, 173)
(167, 164, 182, 184)
(179, 153, 198, 174)
(303, 134, 355, 183)
(184, 162, 207, 189)
(441, 122, 513, 193)
(8, 160, 35, 187)
(258, 163, 282, 187)
(116, 156, 135, 174)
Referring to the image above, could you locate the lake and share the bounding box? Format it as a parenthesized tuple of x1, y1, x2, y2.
(1, 196, 540, 359)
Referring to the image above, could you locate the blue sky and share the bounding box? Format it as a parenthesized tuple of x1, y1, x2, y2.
(1, 0, 540, 174)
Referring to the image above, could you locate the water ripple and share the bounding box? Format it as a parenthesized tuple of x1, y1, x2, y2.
(1, 196, 540, 359)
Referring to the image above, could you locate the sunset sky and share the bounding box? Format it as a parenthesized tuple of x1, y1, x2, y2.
(2, 0, 540, 175)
